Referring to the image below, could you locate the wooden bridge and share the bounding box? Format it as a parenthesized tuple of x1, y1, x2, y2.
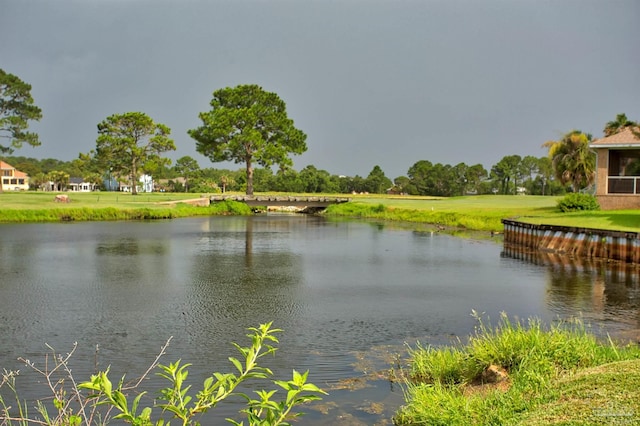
(210, 195, 351, 213)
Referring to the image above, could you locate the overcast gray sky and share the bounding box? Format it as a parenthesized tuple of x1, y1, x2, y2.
(2, 0, 638, 179)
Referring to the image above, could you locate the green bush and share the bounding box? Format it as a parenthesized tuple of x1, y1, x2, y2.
(556, 193, 600, 212)
(0, 323, 326, 426)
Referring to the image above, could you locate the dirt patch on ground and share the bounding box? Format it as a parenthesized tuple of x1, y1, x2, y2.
(462, 364, 512, 397)
(158, 198, 210, 206)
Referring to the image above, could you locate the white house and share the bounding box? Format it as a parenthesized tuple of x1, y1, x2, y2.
(120, 174, 154, 192)
(69, 177, 96, 192)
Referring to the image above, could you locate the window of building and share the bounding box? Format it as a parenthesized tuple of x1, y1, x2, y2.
(608, 150, 640, 194)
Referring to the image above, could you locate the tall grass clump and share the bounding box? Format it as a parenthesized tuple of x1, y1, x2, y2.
(324, 202, 388, 218)
(209, 199, 253, 215)
(324, 203, 503, 231)
(406, 344, 468, 385)
(394, 312, 640, 425)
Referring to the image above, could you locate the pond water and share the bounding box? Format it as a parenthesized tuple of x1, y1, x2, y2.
(0, 215, 639, 424)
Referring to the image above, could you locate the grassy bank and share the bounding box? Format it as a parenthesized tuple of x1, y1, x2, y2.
(395, 313, 640, 425)
(1, 192, 639, 233)
(325, 195, 640, 232)
(0, 192, 252, 222)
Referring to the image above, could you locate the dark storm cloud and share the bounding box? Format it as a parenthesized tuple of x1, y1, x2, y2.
(1, 0, 638, 179)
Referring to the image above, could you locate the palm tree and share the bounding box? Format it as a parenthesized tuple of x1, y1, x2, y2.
(47, 170, 70, 191)
(542, 130, 595, 192)
(220, 175, 235, 193)
(603, 113, 637, 136)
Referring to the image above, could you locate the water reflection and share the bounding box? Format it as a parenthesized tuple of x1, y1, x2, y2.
(3, 218, 640, 425)
(502, 245, 640, 340)
(184, 216, 306, 364)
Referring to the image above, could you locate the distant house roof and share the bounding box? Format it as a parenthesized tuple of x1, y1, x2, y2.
(0, 160, 29, 177)
(70, 177, 84, 184)
(590, 126, 640, 149)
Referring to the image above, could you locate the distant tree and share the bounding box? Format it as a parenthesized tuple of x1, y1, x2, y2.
(603, 113, 637, 137)
(152, 163, 178, 180)
(189, 177, 220, 193)
(219, 174, 236, 193)
(84, 172, 104, 189)
(364, 165, 392, 194)
(13, 160, 40, 178)
(391, 176, 411, 194)
(491, 155, 522, 194)
(272, 168, 303, 193)
(64, 158, 88, 178)
(340, 175, 367, 194)
(407, 160, 433, 195)
(189, 84, 307, 195)
(317, 169, 340, 193)
(73, 152, 102, 175)
(542, 130, 595, 192)
(174, 156, 200, 192)
(298, 165, 321, 193)
(199, 168, 243, 193)
(535, 156, 554, 195)
(464, 164, 488, 194)
(30, 172, 47, 191)
(233, 166, 273, 192)
(327, 174, 345, 194)
(407, 160, 462, 196)
(520, 155, 539, 188)
(429, 163, 453, 196)
(295, 166, 339, 193)
(47, 170, 69, 191)
(39, 158, 66, 174)
(95, 112, 176, 195)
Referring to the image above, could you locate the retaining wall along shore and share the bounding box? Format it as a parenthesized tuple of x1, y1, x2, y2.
(502, 219, 640, 264)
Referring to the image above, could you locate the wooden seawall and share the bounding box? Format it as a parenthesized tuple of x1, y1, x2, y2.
(502, 219, 640, 264)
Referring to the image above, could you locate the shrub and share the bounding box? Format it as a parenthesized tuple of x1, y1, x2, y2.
(557, 193, 600, 212)
(0, 323, 326, 426)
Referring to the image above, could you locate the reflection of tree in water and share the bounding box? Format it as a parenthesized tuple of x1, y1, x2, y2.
(626, 158, 640, 176)
(93, 236, 173, 326)
(184, 216, 306, 362)
(503, 246, 640, 332)
(95, 237, 169, 283)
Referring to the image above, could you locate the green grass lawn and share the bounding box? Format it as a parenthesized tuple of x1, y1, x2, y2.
(1, 192, 639, 232)
(0, 191, 201, 209)
(334, 194, 640, 232)
(0, 191, 252, 222)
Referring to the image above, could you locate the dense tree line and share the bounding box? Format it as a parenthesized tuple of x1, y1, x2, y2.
(2, 67, 637, 197)
(2, 152, 568, 196)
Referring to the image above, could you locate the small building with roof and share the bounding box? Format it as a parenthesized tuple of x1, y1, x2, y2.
(590, 126, 640, 210)
(69, 177, 96, 192)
